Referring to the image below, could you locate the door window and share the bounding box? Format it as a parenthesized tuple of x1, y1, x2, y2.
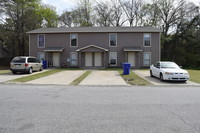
(143, 52, 151, 66)
(70, 52, 78, 66)
(109, 52, 117, 66)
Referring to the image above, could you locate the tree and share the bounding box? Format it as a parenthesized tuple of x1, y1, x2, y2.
(94, 1, 113, 26)
(74, 0, 93, 26)
(0, 0, 58, 56)
(59, 10, 73, 27)
(118, 0, 144, 26)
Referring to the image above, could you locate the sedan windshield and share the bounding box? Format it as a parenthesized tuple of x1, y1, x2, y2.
(160, 62, 180, 69)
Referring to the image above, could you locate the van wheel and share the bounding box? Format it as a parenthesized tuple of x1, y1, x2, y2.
(12, 71, 17, 74)
(160, 73, 164, 81)
(28, 68, 33, 74)
(39, 66, 43, 71)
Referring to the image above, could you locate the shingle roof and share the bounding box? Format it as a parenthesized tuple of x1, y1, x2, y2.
(27, 27, 161, 34)
(123, 47, 143, 52)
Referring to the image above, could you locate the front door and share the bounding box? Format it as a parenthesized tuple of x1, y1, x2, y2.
(128, 52, 136, 66)
(94, 52, 102, 67)
(52, 53, 60, 67)
(85, 52, 92, 67)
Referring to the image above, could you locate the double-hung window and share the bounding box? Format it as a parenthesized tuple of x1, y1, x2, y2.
(109, 52, 117, 66)
(70, 52, 78, 66)
(38, 34, 45, 48)
(143, 33, 151, 47)
(70, 34, 78, 47)
(109, 33, 117, 47)
(143, 52, 151, 66)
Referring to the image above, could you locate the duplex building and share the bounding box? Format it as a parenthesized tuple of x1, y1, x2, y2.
(27, 27, 161, 68)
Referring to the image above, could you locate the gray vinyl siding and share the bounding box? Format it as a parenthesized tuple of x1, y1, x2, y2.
(29, 31, 160, 68)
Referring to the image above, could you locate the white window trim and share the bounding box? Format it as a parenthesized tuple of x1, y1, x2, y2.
(143, 52, 151, 66)
(70, 34, 78, 47)
(37, 34, 45, 48)
(70, 52, 78, 66)
(143, 33, 151, 47)
(109, 52, 117, 66)
(109, 33, 117, 47)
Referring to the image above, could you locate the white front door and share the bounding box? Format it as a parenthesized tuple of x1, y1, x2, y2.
(128, 52, 136, 66)
(94, 53, 102, 67)
(85, 52, 92, 67)
(52, 53, 60, 67)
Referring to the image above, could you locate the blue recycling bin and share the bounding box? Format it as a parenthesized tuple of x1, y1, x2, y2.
(123, 63, 131, 75)
(42, 60, 47, 69)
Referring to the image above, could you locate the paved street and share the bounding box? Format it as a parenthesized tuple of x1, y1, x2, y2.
(0, 84, 200, 133)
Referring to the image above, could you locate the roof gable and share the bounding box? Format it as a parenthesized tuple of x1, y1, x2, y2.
(76, 45, 108, 52)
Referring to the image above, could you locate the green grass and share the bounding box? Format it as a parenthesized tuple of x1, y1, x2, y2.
(70, 71, 91, 85)
(0, 70, 11, 74)
(118, 69, 152, 86)
(10, 69, 63, 82)
(187, 69, 200, 84)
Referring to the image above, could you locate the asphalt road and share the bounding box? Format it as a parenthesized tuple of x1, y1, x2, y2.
(0, 84, 200, 133)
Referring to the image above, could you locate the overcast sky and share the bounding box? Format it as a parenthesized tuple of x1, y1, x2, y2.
(42, 0, 200, 15)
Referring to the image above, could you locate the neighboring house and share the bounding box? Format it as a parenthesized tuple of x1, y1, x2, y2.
(27, 27, 161, 68)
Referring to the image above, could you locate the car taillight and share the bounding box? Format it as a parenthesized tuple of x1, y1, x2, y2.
(25, 63, 28, 67)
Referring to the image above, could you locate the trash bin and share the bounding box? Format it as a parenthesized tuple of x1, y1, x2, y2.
(42, 60, 47, 69)
(123, 63, 131, 75)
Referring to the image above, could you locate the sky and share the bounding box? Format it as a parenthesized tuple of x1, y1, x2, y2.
(41, 0, 200, 15)
(42, 0, 76, 15)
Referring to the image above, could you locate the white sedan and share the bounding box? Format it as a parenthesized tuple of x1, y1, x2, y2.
(150, 61, 190, 82)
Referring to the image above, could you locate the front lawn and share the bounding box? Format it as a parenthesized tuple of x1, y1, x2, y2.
(187, 69, 200, 84)
(10, 69, 63, 82)
(70, 71, 91, 85)
(0, 70, 11, 74)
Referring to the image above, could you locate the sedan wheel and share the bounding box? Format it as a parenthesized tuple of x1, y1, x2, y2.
(160, 73, 164, 81)
(150, 70, 153, 77)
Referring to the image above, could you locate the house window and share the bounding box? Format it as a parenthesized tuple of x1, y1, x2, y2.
(38, 34, 45, 48)
(109, 52, 117, 66)
(70, 52, 78, 66)
(37, 52, 45, 61)
(109, 33, 117, 47)
(143, 52, 151, 66)
(70, 34, 78, 47)
(143, 33, 151, 47)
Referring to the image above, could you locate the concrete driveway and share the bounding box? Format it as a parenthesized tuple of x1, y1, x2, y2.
(79, 71, 127, 86)
(134, 70, 200, 86)
(27, 70, 85, 85)
(0, 70, 49, 83)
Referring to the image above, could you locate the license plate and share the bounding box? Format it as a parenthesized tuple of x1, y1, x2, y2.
(15, 65, 20, 67)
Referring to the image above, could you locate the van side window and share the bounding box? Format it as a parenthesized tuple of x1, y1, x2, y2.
(28, 58, 37, 63)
